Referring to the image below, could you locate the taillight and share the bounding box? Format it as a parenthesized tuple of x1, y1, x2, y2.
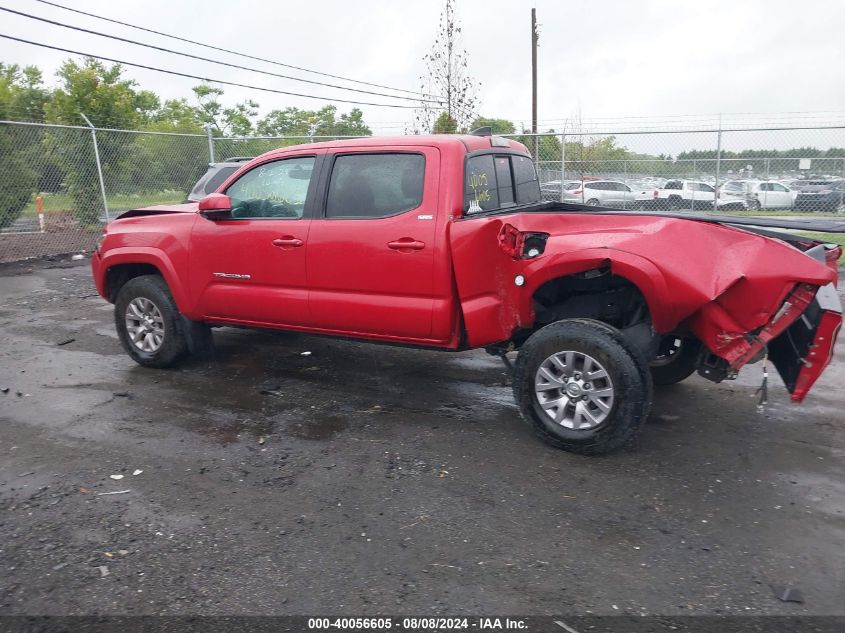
(653, 190, 659, 198)
(826, 246, 842, 285)
(572, 189, 582, 195)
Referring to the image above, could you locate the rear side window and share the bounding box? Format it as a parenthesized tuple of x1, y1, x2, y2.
(664, 181, 681, 190)
(326, 153, 425, 219)
(465, 153, 540, 214)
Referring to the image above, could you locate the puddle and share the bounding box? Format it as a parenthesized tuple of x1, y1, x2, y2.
(287, 415, 349, 440)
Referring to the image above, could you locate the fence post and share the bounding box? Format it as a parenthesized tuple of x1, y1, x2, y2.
(205, 125, 215, 164)
(713, 113, 723, 212)
(560, 133, 566, 202)
(79, 112, 110, 222)
(623, 160, 628, 209)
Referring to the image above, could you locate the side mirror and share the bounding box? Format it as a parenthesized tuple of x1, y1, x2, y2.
(198, 193, 233, 219)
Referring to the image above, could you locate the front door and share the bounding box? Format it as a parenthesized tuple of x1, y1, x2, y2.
(189, 153, 322, 326)
(306, 147, 441, 340)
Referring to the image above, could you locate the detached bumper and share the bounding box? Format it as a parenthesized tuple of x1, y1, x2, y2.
(770, 282, 842, 402)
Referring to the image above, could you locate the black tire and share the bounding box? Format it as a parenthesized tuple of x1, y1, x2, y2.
(513, 319, 653, 455)
(649, 337, 701, 386)
(748, 198, 761, 212)
(114, 275, 189, 368)
(586, 198, 600, 206)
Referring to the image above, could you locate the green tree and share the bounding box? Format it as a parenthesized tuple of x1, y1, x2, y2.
(256, 105, 372, 138)
(414, 0, 480, 133)
(433, 112, 457, 134)
(470, 117, 515, 135)
(193, 84, 258, 137)
(0, 64, 48, 227)
(44, 58, 159, 224)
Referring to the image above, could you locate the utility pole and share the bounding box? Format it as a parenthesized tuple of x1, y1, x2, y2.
(531, 7, 539, 161)
(531, 7, 538, 136)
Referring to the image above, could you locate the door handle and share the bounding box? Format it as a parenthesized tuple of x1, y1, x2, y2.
(387, 239, 425, 251)
(272, 237, 303, 248)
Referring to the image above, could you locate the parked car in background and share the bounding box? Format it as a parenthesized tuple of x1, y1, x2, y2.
(540, 180, 582, 199)
(654, 180, 743, 210)
(187, 157, 254, 202)
(719, 180, 795, 211)
(562, 180, 657, 208)
(794, 179, 845, 212)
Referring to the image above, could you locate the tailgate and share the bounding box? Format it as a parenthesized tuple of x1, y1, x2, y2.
(769, 281, 842, 402)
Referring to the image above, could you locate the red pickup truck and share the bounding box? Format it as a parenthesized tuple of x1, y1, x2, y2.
(91, 132, 843, 455)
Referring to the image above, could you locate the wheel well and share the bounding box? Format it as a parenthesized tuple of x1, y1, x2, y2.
(105, 263, 162, 302)
(525, 269, 654, 352)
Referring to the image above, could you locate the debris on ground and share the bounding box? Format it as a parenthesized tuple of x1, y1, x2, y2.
(113, 392, 131, 398)
(97, 490, 130, 496)
(300, 351, 312, 356)
(258, 436, 265, 445)
(771, 585, 804, 603)
(56, 338, 75, 346)
(109, 474, 124, 480)
(132, 469, 143, 476)
(98, 566, 109, 577)
(71, 254, 84, 261)
(1, 387, 9, 394)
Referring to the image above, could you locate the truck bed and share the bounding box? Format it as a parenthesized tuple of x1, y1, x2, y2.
(518, 201, 845, 234)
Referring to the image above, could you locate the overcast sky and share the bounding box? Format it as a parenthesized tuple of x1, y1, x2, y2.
(2, 0, 845, 149)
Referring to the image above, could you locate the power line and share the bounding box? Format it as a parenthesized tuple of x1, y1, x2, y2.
(0, 33, 433, 109)
(32, 0, 437, 99)
(0, 6, 439, 104)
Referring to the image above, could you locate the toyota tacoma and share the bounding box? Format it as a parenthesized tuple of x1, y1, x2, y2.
(91, 132, 844, 455)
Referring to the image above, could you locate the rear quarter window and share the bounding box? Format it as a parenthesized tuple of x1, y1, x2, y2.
(465, 153, 541, 214)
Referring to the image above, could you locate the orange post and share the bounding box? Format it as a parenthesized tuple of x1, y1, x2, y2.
(36, 195, 45, 233)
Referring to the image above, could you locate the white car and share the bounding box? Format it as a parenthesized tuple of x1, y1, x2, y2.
(563, 180, 657, 208)
(719, 180, 796, 210)
(656, 180, 746, 210)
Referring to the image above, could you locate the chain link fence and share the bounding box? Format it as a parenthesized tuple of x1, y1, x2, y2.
(508, 126, 845, 213)
(2, 119, 845, 263)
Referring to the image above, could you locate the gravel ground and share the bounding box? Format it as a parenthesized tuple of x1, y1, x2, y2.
(0, 257, 843, 616)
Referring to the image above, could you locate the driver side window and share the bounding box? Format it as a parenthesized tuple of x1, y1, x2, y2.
(225, 156, 315, 219)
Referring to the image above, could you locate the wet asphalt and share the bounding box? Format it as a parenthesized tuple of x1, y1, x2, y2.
(0, 257, 843, 616)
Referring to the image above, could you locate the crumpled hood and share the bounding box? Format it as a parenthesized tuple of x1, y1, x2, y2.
(117, 203, 198, 219)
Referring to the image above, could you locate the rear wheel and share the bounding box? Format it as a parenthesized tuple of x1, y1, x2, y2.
(649, 337, 701, 386)
(748, 198, 762, 211)
(115, 275, 189, 368)
(513, 319, 652, 455)
(586, 198, 600, 206)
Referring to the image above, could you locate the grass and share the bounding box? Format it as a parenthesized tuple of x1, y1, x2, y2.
(793, 232, 845, 263)
(21, 191, 187, 216)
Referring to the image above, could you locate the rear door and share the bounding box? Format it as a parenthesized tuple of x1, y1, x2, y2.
(306, 146, 442, 341)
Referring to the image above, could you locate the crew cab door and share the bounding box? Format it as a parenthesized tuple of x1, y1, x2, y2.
(306, 147, 443, 341)
(188, 152, 323, 325)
